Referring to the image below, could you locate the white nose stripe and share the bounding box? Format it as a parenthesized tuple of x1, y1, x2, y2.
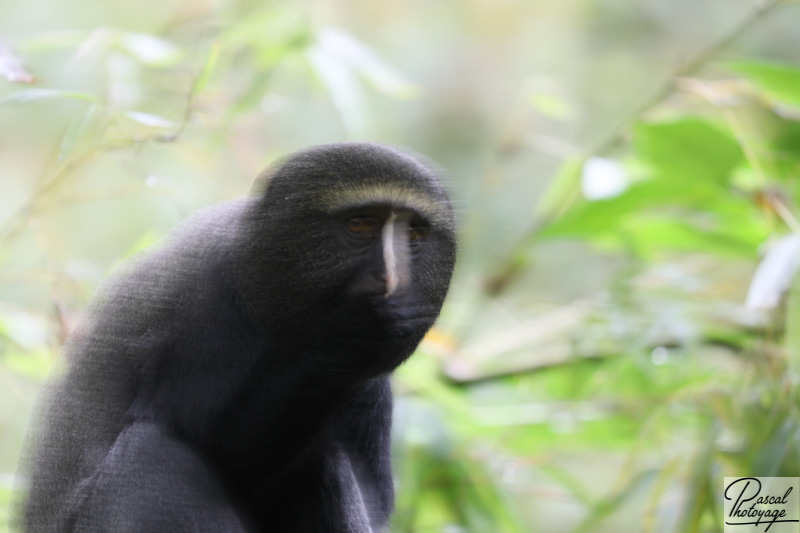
(382, 212, 398, 297)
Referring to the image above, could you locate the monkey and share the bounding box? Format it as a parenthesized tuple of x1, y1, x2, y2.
(17, 142, 457, 532)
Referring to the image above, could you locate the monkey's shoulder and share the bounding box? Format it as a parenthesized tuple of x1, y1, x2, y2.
(58, 197, 259, 377)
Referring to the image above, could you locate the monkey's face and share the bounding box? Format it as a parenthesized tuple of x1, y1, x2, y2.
(323, 203, 446, 338)
(236, 143, 456, 371)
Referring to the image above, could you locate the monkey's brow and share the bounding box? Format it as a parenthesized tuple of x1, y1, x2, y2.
(319, 184, 443, 221)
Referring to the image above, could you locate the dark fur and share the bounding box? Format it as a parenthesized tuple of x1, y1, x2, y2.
(18, 143, 456, 532)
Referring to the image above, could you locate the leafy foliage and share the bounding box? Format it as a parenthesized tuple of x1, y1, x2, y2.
(2, 1, 800, 533)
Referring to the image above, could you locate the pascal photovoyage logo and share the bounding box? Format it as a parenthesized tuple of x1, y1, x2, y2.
(723, 477, 800, 532)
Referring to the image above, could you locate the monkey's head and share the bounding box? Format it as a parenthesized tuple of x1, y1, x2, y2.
(235, 143, 456, 373)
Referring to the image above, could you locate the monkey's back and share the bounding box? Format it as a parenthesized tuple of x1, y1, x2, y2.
(18, 198, 255, 532)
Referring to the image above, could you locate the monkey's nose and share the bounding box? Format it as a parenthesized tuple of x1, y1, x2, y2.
(381, 269, 410, 298)
(374, 271, 393, 299)
(382, 214, 411, 298)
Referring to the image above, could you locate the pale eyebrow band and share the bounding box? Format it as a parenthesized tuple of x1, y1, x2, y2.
(321, 185, 439, 220)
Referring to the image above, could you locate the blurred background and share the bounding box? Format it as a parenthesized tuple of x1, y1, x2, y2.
(2, 0, 800, 531)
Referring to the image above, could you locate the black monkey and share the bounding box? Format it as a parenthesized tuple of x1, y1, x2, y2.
(18, 143, 457, 532)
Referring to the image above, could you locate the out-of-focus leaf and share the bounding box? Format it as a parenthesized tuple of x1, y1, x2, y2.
(752, 419, 795, 475)
(446, 300, 597, 382)
(729, 60, 800, 109)
(0, 311, 50, 350)
(392, 402, 527, 533)
(534, 157, 584, 220)
(674, 427, 718, 533)
(395, 351, 471, 417)
(107, 51, 141, 108)
(115, 232, 164, 267)
(221, 4, 310, 67)
(786, 275, 800, 378)
(572, 469, 658, 533)
(19, 29, 88, 51)
(746, 234, 800, 309)
(634, 118, 742, 184)
(472, 401, 611, 428)
(307, 44, 367, 135)
(0, 482, 17, 533)
(624, 212, 766, 259)
(642, 457, 683, 533)
(58, 103, 101, 162)
(118, 32, 181, 66)
(538, 177, 720, 240)
(67, 28, 181, 68)
(540, 464, 595, 506)
(306, 28, 418, 135)
(3, 349, 54, 381)
(316, 29, 418, 99)
(527, 86, 575, 120)
(71, 26, 116, 62)
(0, 38, 35, 83)
(125, 110, 178, 129)
(194, 41, 219, 94)
(540, 118, 749, 251)
(0, 88, 97, 105)
(767, 121, 800, 181)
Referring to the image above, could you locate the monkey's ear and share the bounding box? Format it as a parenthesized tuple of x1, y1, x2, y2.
(249, 167, 276, 198)
(249, 154, 291, 198)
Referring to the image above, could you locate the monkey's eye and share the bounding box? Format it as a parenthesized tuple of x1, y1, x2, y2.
(346, 217, 379, 235)
(407, 226, 430, 244)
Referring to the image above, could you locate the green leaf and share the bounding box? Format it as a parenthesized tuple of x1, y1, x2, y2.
(0, 88, 97, 105)
(634, 118, 742, 184)
(538, 177, 721, 240)
(729, 60, 800, 108)
(540, 118, 746, 241)
(624, 213, 764, 259)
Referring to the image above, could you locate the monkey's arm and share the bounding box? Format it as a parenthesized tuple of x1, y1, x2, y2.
(67, 421, 248, 533)
(239, 377, 393, 533)
(335, 377, 394, 529)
